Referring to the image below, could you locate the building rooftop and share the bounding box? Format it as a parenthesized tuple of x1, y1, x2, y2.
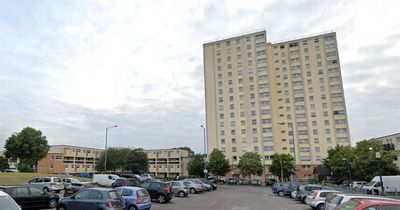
(50, 144, 103, 150)
(203, 28, 266, 45)
(270, 30, 335, 45)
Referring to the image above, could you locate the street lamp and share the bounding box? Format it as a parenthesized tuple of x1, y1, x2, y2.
(104, 125, 118, 172)
(342, 158, 352, 188)
(369, 147, 384, 195)
(200, 125, 207, 179)
(278, 155, 284, 182)
(279, 122, 297, 182)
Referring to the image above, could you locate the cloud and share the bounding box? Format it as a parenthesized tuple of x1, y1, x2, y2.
(0, 0, 400, 152)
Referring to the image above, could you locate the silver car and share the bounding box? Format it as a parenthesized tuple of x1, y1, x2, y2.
(169, 181, 189, 197)
(183, 180, 204, 194)
(24, 177, 64, 193)
(324, 193, 399, 210)
(305, 190, 341, 210)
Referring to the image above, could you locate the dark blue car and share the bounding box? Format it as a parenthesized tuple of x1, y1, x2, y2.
(272, 182, 297, 196)
(116, 187, 152, 210)
(57, 188, 124, 210)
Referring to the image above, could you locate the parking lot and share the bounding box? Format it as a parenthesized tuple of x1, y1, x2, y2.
(37, 185, 311, 210)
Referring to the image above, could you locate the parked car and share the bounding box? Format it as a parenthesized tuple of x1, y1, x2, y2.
(362, 176, 400, 194)
(76, 172, 93, 178)
(272, 182, 297, 196)
(4, 168, 18, 173)
(351, 181, 367, 190)
(266, 179, 277, 186)
(183, 180, 203, 194)
(0, 186, 59, 209)
(140, 181, 173, 203)
(62, 178, 82, 188)
(112, 178, 141, 188)
(324, 193, 399, 210)
(199, 178, 217, 190)
(93, 174, 120, 187)
(191, 179, 212, 191)
(119, 174, 143, 182)
(140, 174, 155, 181)
(168, 181, 189, 197)
(305, 190, 340, 210)
(24, 176, 64, 193)
(227, 178, 238, 185)
(0, 190, 21, 210)
(116, 187, 151, 210)
(64, 182, 103, 197)
(57, 188, 125, 210)
(335, 198, 400, 210)
(282, 183, 299, 196)
(296, 184, 323, 203)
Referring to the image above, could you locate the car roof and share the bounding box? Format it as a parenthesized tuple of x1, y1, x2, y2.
(0, 191, 10, 196)
(116, 186, 143, 191)
(85, 187, 117, 192)
(354, 198, 400, 205)
(341, 194, 399, 201)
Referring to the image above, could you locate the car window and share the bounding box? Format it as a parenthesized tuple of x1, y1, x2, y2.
(75, 190, 91, 199)
(150, 183, 161, 188)
(311, 186, 322, 190)
(37, 178, 44, 183)
(121, 189, 132, 196)
(12, 187, 29, 197)
(141, 182, 150, 188)
(380, 206, 400, 210)
(44, 178, 51, 182)
(30, 188, 44, 196)
(0, 196, 21, 210)
(89, 190, 103, 199)
(364, 206, 378, 210)
(53, 178, 62, 183)
(137, 189, 149, 197)
(108, 190, 121, 200)
(184, 181, 190, 185)
(335, 200, 359, 210)
(320, 192, 328, 197)
(28, 178, 37, 183)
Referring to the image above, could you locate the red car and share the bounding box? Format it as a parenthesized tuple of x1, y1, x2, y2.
(335, 198, 400, 210)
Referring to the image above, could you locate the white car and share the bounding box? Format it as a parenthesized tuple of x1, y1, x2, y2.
(305, 190, 341, 210)
(324, 193, 399, 210)
(0, 191, 21, 210)
(93, 174, 119, 187)
(351, 181, 367, 189)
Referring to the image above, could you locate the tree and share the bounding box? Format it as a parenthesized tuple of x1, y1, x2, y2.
(237, 152, 263, 177)
(124, 149, 149, 174)
(96, 147, 126, 172)
(4, 127, 49, 172)
(208, 149, 230, 177)
(323, 145, 354, 179)
(187, 154, 206, 177)
(269, 153, 294, 181)
(0, 156, 9, 171)
(352, 140, 399, 181)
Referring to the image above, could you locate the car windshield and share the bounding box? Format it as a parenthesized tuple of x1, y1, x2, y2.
(0, 196, 21, 210)
(69, 178, 80, 183)
(335, 200, 359, 210)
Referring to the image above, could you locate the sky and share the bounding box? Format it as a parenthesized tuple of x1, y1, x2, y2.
(0, 0, 399, 153)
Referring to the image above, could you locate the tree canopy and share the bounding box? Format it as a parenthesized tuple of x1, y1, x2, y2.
(0, 156, 9, 171)
(237, 152, 263, 177)
(187, 153, 206, 177)
(208, 149, 230, 177)
(269, 153, 294, 181)
(4, 127, 49, 172)
(96, 147, 149, 173)
(323, 140, 400, 181)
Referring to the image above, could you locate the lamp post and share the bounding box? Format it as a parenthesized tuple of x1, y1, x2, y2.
(104, 125, 118, 172)
(279, 122, 297, 182)
(342, 158, 352, 188)
(278, 155, 284, 182)
(369, 147, 384, 195)
(200, 125, 207, 179)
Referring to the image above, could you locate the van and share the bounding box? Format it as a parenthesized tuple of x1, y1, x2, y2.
(362, 176, 400, 194)
(93, 174, 119, 187)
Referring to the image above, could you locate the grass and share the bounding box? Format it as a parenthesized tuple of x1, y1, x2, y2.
(0, 173, 92, 186)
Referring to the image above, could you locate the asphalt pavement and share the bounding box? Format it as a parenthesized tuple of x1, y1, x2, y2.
(43, 185, 311, 210)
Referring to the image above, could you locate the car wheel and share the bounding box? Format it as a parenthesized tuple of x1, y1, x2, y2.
(49, 198, 58, 208)
(129, 206, 138, 210)
(157, 195, 166, 203)
(278, 191, 284, 196)
(179, 191, 185, 197)
(57, 204, 67, 210)
(190, 188, 196, 194)
(317, 203, 324, 210)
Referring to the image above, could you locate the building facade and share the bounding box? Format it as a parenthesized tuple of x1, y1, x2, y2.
(37, 145, 103, 174)
(370, 133, 400, 168)
(203, 30, 351, 181)
(144, 149, 190, 179)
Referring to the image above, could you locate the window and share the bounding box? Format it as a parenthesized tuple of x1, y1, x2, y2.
(232, 147, 237, 152)
(75, 190, 91, 199)
(264, 146, 274, 151)
(299, 147, 310, 152)
(254, 146, 259, 152)
(12, 187, 29, 197)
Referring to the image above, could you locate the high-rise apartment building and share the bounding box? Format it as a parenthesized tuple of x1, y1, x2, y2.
(203, 30, 351, 181)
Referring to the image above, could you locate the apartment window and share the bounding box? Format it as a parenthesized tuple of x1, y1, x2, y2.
(230, 121, 235, 126)
(241, 129, 246, 134)
(305, 56, 309, 61)
(335, 119, 346, 125)
(264, 146, 274, 151)
(304, 48, 308, 53)
(252, 119, 257, 125)
(327, 60, 338, 65)
(253, 137, 258, 143)
(315, 46, 320, 51)
(295, 105, 305, 110)
(221, 139, 225, 144)
(232, 147, 237, 152)
(252, 128, 257, 134)
(220, 130, 225, 135)
(326, 138, 332, 143)
(324, 120, 330, 126)
(261, 119, 272, 124)
(333, 110, 346, 115)
(331, 93, 343, 99)
(260, 101, 271, 106)
(322, 103, 328, 108)
(261, 109, 271, 115)
(336, 128, 348, 133)
(313, 129, 318, 135)
(306, 64, 310, 69)
(254, 146, 259, 152)
(325, 129, 331, 134)
(321, 94, 326, 100)
(299, 147, 311, 152)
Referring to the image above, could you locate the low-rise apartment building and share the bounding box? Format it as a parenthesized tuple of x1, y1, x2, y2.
(144, 149, 191, 179)
(37, 145, 103, 174)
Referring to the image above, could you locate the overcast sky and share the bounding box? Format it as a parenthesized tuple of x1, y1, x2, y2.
(0, 0, 399, 153)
